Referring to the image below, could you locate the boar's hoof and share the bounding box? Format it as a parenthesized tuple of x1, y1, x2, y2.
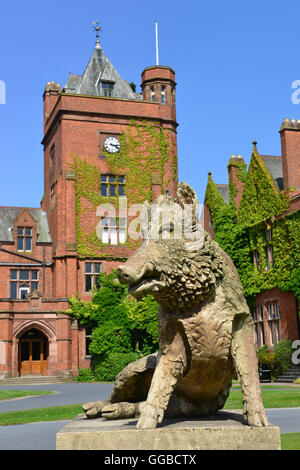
(101, 402, 138, 419)
(136, 403, 159, 430)
(82, 400, 109, 419)
(245, 408, 269, 427)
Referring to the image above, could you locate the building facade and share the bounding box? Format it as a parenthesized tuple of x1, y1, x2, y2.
(203, 120, 300, 348)
(0, 38, 178, 378)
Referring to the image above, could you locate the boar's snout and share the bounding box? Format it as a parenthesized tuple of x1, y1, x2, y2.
(117, 265, 139, 285)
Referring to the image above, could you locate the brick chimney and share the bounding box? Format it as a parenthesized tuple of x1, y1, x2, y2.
(279, 119, 300, 194)
(227, 154, 247, 209)
(43, 81, 62, 128)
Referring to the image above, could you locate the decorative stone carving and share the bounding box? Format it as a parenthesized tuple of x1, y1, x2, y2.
(83, 182, 269, 430)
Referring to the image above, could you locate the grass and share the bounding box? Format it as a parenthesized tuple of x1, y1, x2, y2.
(0, 385, 299, 427)
(0, 390, 53, 401)
(281, 433, 300, 450)
(0, 404, 83, 425)
(224, 387, 300, 409)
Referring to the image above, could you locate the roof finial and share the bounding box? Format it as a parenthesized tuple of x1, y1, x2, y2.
(252, 140, 258, 155)
(92, 21, 102, 49)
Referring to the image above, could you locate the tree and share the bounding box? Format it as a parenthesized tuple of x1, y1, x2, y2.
(69, 270, 159, 381)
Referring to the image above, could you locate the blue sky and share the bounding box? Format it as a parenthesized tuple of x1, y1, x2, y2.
(0, 0, 300, 207)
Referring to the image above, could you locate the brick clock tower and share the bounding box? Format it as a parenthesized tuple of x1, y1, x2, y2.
(0, 34, 178, 379)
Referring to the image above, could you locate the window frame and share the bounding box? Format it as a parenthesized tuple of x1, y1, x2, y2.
(252, 305, 265, 347)
(10, 269, 39, 300)
(266, 301, 281, 345)
(100, 174, 125, 198)
(100, 217, 127, 245)
(17, 227, 33, 252)
(99, 81, 115, 97)
(85, 262, 102, 293)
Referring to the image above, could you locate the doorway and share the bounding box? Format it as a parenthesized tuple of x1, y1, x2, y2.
(18, 328, 49, 376)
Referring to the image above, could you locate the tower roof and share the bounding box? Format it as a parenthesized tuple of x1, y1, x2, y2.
(63, 44, 136, 100)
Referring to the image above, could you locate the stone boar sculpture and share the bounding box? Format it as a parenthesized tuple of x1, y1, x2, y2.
(83, 182, 268, 430)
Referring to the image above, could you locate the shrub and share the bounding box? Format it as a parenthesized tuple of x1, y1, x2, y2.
(273, 339, 293, 377)
(92, 352, 140, 382)
(257, 340, 293, 380)
(74, 368, 96, 382)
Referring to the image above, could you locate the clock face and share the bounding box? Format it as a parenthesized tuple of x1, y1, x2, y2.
(104, 136, 120, 154)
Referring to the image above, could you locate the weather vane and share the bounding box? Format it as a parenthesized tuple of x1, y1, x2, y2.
(92, 21, 102, 46)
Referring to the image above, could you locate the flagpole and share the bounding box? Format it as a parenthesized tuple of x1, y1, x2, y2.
(155, 20, 159, 66)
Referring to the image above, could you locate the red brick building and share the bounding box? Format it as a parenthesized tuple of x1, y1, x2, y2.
(203, 119, 300, 348)
(0, 38, 178, 378)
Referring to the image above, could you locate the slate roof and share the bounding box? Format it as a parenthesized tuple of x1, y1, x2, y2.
(216, 184, 229, 205)
(63, 44, 136, 100)
(260, 155, 284, 191)
(0, 207, 51, 243)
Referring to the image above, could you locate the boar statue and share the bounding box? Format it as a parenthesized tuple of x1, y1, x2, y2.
(83, 182, 268, 430)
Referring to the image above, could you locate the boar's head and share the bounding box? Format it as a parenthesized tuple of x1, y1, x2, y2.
(117, 182, 225, 310)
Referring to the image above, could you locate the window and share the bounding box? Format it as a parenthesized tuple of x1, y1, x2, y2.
(252, 305, 265, 346)
(17, 227, 32, 252)
(150, 86, 155, 102)
(264, 226, 273, 270)
(265, 245, 273, 270)
(50, 143, 55, 168)
(265, 228, 272, 242)
(100, 81, 114, 97)
(10, 270, 39, 299)
(100, 217, 126, 245)
(85, 262, 102, 292)
(50, 182, 56, 209)
(267, 302, 281, 345)
(253, 250, 259, 268)
(85, 327, 93, 356)
(100, 175, 125, 197)
(161, 85, 166, 104)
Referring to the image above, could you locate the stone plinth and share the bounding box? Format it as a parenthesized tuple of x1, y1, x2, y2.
(56, 410, 281, 450)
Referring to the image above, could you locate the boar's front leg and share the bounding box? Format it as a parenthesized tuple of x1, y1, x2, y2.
(231, 314, 269, 427)
(137, 329, 188, 430)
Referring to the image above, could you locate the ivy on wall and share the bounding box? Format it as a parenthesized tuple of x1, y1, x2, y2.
(73, 120, 177, 258)
(205, 149, 300, 312)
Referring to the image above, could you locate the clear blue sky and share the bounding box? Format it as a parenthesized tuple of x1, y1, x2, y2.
(0, 0, 300, 207)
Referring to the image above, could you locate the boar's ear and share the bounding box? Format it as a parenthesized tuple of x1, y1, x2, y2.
(141, 200, 151, 240)
(177, 182, 205, 250)
(177, 182, 199, 230)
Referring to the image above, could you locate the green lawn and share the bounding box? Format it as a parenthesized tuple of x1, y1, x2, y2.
(281, 433, 300, 450)
(0, 390, 53, 401)
(0, 404, 83, 425)
(224, 387, 300, 409)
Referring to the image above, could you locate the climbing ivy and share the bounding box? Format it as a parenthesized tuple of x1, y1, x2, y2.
(205, 150, 300, 313)
(73, 120, 177, 258)
(237, 152, 289, 226)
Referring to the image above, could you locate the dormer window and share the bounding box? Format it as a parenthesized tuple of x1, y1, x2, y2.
(18, 227, 32, 252)
(100, 81, 114, 97)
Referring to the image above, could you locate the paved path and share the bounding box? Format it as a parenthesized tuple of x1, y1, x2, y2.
(0, 382, 114, 412)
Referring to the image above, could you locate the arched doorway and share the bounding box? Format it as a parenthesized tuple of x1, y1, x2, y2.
(18, 328, 49, 376)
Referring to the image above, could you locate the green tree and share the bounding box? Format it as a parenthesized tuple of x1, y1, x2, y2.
(68, 270, 159, 381)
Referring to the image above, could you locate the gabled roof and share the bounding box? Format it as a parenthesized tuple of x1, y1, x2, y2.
(63, 44, 136, 100)
(0, 207, 51, 243)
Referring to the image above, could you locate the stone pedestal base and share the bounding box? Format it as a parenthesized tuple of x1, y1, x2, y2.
(56, 410, 281, 450)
